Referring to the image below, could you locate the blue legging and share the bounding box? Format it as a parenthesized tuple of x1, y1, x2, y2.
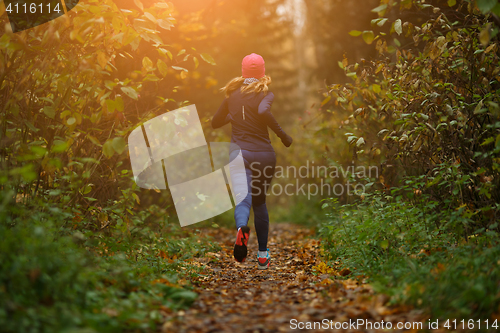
(229, 149, 276, 251)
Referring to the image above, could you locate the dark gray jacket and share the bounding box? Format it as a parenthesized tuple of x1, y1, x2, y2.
(212, 88, 292, 152)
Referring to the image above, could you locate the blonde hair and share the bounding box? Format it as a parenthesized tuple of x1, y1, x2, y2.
(220, 75, 272, 98)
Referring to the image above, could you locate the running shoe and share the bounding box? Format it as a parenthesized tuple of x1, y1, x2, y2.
(233, 226, 250, 262)
(257, 249, 270, 270)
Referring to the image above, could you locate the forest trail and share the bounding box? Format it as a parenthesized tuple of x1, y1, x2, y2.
(161, 223, 424, 333)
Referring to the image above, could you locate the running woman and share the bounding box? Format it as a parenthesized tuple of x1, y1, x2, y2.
(211, 53, 293, 269)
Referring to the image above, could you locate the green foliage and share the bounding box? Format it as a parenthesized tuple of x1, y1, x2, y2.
(321, 0, 500, 226)
(319, 186, 500, 319)
(0, 5, 221, 328)
(0, 0, 203, 210)
(476, 0, 500, 15)
(319, 0, 500, 319)
(0, 198, 216, 333)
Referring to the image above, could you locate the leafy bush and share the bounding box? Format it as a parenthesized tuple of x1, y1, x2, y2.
(320, 183, 500, 319)
(320, 0, 500, 224)
(0, 198, 216, 333)
(317, 3, 500, 318)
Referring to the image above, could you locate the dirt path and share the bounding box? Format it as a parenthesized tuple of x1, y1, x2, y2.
(161, 223, 424, 333)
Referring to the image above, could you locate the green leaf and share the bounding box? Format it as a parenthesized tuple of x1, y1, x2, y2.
(347, 136, 357, 144)
(132, 193, 140, 204)
(371, 4, 387, 13)
(394, 19, 403, 35)
(144, 12, 157, 23)
(481, 137, 495, 146)
(349, 30, 363, 37)
(105, 99, 116, 113)
(158, 59, 169, 77)
(377, 129, 389, 137)
(104, 80, 117, 90)
(477, 0, 497, 13)
(24, 120, 39, 132)
(492, 3, 500, 15)
(121, 86, 138, 100)
(171, 66, 188, 72)
(377, 18, 388, 27)
(48, 189, 61, 196)
(87, 134, 101, 146)
(479, 25, 491, 47)
(448, 0, 456, 6)
(43, 106, 55, 119)
(158, 18, 174, 30)
(142, 56, 153, 71)
(115, 96, 124, 112)
(39, 97, 53, 104)
(380, 240, 389, 249)
(103, 140, 114, 158)
(81, 184, 93, 195)
(362, 31, 375, 44)
(110, 33, 124, 43)
(144, 74, 160, 82)
(158, 47, 168, 56)
(10, 164, 37, 182)
(372, 84, 381, 93)
(112, 137, 126, 154)
(30, 145, 47, 157)
(200, 53, 216, 65)
(356, 137, 366, 147)
(474, 100, 484, 114)
(90, 111, 102, 124)
(97, 51, 108, 69)
(51, 140, 68, 153)
(133, 0, 144, 10)
(67, 117, 76, 125)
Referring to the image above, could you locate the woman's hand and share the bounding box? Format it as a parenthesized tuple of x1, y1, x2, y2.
(281, 134, 293, 147)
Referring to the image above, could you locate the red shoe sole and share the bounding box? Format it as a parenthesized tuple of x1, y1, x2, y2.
(234, 226, 250, 262)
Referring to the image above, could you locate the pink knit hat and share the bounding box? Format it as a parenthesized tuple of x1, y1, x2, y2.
(241, 53, 265, 78)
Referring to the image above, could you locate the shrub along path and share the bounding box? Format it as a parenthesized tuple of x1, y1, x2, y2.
(161, 223, 424, 332)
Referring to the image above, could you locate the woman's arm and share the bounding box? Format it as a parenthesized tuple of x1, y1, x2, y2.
(258, 92, 275, 115)
(212, 98, 231, 129)
(258, 93, 293, 147)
